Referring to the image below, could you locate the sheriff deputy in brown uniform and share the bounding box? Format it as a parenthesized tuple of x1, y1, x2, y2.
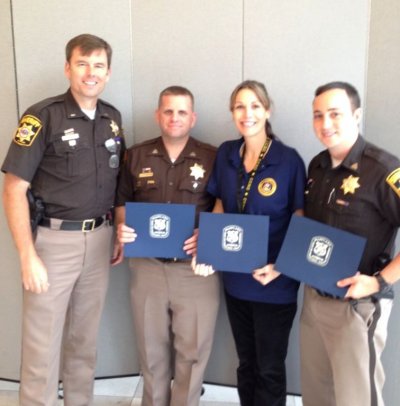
(114, 86, 220, 406)
(300, 81, 400, 406)
(2, 34, 124, 406)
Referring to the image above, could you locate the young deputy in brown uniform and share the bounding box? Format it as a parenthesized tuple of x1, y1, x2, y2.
(2, 34, 124, 406)
(300, 81, 400, 406)
(113, 86, 220, 406)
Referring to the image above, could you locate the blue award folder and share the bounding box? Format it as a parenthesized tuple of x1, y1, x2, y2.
(124, 202, 196, 258)
(275, 215, 367, 297)
(197, 212, 269, 273)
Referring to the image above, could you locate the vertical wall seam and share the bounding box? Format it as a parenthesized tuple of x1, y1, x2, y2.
(10, 0, 20, 119)
(242, 0, 245, 80)
(128, 0, 135, 146)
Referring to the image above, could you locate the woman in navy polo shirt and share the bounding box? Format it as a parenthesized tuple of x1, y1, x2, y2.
(201, 80, 306, 405)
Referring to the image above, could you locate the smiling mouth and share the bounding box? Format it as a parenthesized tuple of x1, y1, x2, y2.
(241, 121, 256, 127)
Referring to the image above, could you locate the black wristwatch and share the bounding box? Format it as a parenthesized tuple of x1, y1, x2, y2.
(374, 272, 393, 295)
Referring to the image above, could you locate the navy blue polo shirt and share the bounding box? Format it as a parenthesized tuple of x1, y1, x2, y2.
(207, 138, 306, 303)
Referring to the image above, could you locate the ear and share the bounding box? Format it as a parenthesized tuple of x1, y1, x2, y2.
(265, 109, 271, 120)
(64, 61, 71, 79)
(105, 67, 112, 82)
(154, 109, 160, 125)
(354, 107, 362, 124)
(190, 112, 197, 128)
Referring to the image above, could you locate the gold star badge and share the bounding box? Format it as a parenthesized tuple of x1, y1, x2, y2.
(341, 175, 360, 195)
(190, 163, 205, 180)
(110, 120, 119, 136)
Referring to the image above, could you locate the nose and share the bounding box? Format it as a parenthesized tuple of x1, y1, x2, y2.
(86, 65, 96, 76)
(244, 106, 253, 117)
(322, 114, 332, 129)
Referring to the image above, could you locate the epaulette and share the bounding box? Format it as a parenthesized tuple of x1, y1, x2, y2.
(364, 141, 400, 170)
(98, 97, 120, 113)
(23, 93, 65, 116)
(191, 137, 217, 152)
(128, 137, 159, 152)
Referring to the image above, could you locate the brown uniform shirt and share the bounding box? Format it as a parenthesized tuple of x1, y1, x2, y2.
(1, 89, 124, 220)
(116, 136, 216, 223)
(305, 136, 400, 275)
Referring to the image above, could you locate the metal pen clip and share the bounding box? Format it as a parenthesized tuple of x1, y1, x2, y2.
(327, 188, 335, 204)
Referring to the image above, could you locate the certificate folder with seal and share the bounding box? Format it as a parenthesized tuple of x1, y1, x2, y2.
(275, 215, 367, 297)
(197, 212, 269, 273)
(124, 202, 196, 258)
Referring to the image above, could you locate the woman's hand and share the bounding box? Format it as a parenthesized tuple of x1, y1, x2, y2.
(252, 264, 280, 286)
(191, 255, 215, 277)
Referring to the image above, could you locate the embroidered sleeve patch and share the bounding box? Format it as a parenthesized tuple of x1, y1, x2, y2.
(13, 115, 42, 146)
(386, 168, 400, 198)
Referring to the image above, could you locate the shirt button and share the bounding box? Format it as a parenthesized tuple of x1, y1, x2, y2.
(169, 181, 173, 186)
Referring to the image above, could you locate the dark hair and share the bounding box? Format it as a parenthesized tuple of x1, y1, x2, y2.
(158, 86, 194, 108)
(315, 81, 361, 111)
(65, 34, 112, 67)
(229, 80, 276, 140)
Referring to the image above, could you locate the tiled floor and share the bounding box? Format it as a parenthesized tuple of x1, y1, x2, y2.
(0, 377, 303, 405)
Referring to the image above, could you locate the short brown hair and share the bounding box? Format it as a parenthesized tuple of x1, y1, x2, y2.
(66, 34, 112, 67)
(158, 86, 194, 108)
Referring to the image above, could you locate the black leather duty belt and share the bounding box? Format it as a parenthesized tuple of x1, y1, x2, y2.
(316, 289, 342, 300)
(156, 257, 189, 263)
(40, 216, 107, 232)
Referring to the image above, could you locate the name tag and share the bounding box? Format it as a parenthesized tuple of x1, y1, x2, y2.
(62, 133, 80, 142)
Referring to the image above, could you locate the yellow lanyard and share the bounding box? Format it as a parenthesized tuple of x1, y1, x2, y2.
(238, 138, 272, 212)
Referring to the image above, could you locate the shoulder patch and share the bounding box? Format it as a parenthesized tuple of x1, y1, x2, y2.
(14, 115, 42, 146)
(386, 168, 400, 198)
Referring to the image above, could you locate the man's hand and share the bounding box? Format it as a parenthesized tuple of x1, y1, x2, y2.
(110, 238, 124, 266)
(117, 223, 137, 244)
(21, 253, 49, 294)
(252, 264, 280, 286)
(112, 223, 137, 265)
(337, 272, 379, 299)
(183, 228, 199, 256)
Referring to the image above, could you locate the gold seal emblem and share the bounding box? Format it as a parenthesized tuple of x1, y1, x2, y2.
(258, 178, 277, 196)
(341, 175, 360, 195)
(386, 168, 400, 198)
(14, 115, 42, 146)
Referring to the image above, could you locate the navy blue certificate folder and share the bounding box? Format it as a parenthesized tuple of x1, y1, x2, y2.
(197, 212, 269, 273)
(275, 215, 367, 297)
(124, 202, 196, 258)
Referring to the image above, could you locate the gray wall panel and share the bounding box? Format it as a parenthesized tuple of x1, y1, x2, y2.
(243, 0, 370, 166)
(366, 1, 400, 404)
(131, 0, 242, 146)
(242, 0, 370, 394)
(3, 0, 136, 378)
(12, 0, 134, 142)
(2, 0, 400, 403)
(0, 0, 22, 380)
(131, 0, 243, 385)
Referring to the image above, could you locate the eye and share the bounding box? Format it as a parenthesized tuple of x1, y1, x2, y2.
(313, 113, 322, 120)
(233, 105, 244, 111)
(330, 112, 341, 119)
